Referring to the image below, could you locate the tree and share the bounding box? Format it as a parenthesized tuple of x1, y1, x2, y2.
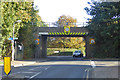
(1, 2, 33, 57)
(1, 2, 44, 59)
(84, 1, 120, 58)
(56, 15, 77, 27)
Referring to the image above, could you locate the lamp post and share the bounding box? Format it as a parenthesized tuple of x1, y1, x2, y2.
(12, 20, 21, 61)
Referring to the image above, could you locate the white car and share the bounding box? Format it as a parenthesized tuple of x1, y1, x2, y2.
(73, 50, 83, 57)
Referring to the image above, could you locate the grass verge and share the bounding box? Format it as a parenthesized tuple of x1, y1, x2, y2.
(47, 48, 78, 56)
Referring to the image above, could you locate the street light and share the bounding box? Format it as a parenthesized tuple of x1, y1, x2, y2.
(12, 20, 22, 61)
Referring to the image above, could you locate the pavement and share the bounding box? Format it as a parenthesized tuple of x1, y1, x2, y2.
(0, 58, 50, 67)
(88, 60, 119, 79)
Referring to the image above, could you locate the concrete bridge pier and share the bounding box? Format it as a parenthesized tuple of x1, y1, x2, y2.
(35, 36, 47, 58)
(39, 36, 47, 58)
(84, 36, 90, 58)
(84, 36, 94, 58)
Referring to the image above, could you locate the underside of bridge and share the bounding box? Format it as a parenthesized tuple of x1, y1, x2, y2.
(35, 27, 93, 58)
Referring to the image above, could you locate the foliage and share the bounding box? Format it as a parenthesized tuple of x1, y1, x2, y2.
(0, 1, 2, 57)
(85, 2, 120, 58)
(1, 2, 32, 57)
(55, 15, 77, 27)
(1, 2, 44, 59)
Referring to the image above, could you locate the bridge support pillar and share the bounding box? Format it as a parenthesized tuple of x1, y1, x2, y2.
(35, 36, 47, 58)
(40, 36, 47, 58)
(85, 36, 93, 58)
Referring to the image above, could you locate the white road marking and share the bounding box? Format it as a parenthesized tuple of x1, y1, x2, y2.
(21, 72, 35, 74)
(17, 72, 21, 73)
(29, 69, 34, 70)
(36, 67, 41, 68)
(29, 72, 42, 79)
(28, 66, 51, 79)
(90, 60, 96, 68)
(29, 66, 51, 71)
(85, 68, 89, 72)
(83, 68, 89, 78)
(24, 76, 30, 78)
(29, 66, 43, 70)
(45, 66, 51, 70)
(84, 68, 92, 79)
(14, 64, 23, 67)
(45, 68, 48, 70)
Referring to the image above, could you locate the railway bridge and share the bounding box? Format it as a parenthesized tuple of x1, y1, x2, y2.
(34, 23, 93, 58)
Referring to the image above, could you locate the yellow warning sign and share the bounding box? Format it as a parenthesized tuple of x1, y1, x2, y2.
(4, 57, 11, 75)
(90, 38, 95, 44)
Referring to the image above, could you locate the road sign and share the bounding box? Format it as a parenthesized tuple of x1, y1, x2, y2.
(8, 37, 18, 40)
(4, 57, 11, 75)
(34, 39, 39, 45)
(90, 38, 95, 44)
(14, 38, 18, 40)
(8, 38, 13, 40)
(64, 26, 70, 33)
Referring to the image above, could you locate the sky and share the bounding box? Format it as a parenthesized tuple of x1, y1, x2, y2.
(34, 0, 92, 23)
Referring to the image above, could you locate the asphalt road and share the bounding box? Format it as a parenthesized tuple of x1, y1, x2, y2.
(1, 56, 119, 80)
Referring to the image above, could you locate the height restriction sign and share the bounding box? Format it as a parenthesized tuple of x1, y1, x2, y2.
(64, 26, 70, 33)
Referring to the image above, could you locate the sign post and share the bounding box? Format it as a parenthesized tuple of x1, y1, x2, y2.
(8, 37, 18, 40)
(4, 57, 11, 76)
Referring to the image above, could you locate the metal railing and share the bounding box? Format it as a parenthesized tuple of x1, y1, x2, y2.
(39, 22, 89, 27)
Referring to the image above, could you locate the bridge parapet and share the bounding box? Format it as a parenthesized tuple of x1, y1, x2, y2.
(38, 27, 88, 32)
(37, 27, 89, 36)
(40, 22, 88, 27)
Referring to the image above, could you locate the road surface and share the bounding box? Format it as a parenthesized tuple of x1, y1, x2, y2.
(1, 56, 119, 80)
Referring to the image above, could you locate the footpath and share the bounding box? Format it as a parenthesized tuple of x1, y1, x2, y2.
(87, 58, 120, 79)
(89, 66, 119, 79)
(0, 58, 50, 67)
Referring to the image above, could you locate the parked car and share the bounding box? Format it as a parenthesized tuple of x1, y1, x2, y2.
(73, 50, 83, 57)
